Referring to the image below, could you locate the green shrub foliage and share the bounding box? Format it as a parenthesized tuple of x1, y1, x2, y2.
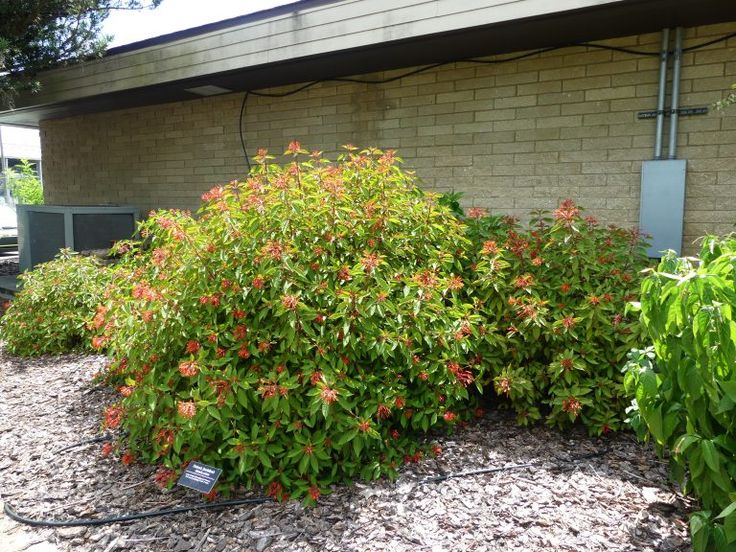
(624, 236, 736, 552)
(97, 145, 482, 501)
(464, 201, 648, 433)
(1, 249, 110, 355)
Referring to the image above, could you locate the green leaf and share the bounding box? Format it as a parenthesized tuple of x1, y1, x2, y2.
(258, 451, 272, 469)
(717, 502, 736, 520)
(674, 434, 700, 455)
(725, 514, 736, 544)
(720, 381, 736, 403)
(701, 440, 720, 473)
(298, 453, 309, 474)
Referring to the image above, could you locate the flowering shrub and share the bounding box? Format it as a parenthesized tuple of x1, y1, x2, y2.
(97, 145, 484, 501)
(464, 201, 648, 433)
(0, 249, 111, 355)
(624, 236, 736, 551)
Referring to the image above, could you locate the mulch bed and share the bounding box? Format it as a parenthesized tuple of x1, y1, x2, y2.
(0, 350, 692, 551)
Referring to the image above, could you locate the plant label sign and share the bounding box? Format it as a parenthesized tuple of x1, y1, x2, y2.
(177, 461, 222, 494)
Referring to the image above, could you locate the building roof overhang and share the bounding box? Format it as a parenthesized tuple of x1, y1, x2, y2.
(1, 0, 734, 127)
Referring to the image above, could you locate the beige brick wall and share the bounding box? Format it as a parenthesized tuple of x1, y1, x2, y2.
(41, 22, 736, 253)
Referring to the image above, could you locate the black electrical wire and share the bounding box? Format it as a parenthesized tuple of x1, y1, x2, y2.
(237, 31, 736, 167)
(239, 91, 251, 172)
(683, 31, 736, 52)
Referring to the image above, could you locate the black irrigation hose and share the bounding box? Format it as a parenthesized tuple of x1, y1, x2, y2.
(4, 434, 609, 528)
(420, 448, 608, 483)
(237, 31, 736, 168)
(3, 497, 272, 528)
(421, 462, 535, 483)
(53, 433, 117, 454)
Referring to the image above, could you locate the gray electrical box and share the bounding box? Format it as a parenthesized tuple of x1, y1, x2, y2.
(18, 205, 139, 271)
(639, 160, 687, 258)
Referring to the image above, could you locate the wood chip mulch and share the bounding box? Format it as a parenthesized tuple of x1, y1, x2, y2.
(0, 350, 693, 551)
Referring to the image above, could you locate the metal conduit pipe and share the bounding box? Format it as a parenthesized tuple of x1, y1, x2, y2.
(668, 27, 684, 160)
(654, 28, 670, 160)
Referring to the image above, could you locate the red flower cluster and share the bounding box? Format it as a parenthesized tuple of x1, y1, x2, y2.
(132, 282, 160, 302)
(562, 396, 582, 417)
(320, 387, 338, 404)
(495, 377, 512, 397)
(377, 404, 392, 420)
(414, 269, 439, 289)
(104, 406, 124, 429)
(152, 248, 170, 267)
(281, 294, 299, 310)
(101, 442, 113, 457)
(360, 252, 381, 273)
(513, 274, 534, 289)
(466, 207, 488, 219)
(481, 240, 499, 255)
(201, 186, 224, 202)
(177, 401, 197, 419)
(553, 199, 580, 225)
(154, 467, 177, 489)
(267, 481, 285, 500)
(179, 360, 199, 377)
(446, 361, 474, 387)
(561, 316, 576, 329)
(233, 325, 247, 340)
(447, 275, 464, 291)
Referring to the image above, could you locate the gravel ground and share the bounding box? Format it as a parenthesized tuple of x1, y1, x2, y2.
(0, 350, 692, 552)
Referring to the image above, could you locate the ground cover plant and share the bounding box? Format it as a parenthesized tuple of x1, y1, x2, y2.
(625, 236, 736, 551)
(461, 201, 649, 434)
(95, 145, 484, 502)
(0, 249, 111, 355)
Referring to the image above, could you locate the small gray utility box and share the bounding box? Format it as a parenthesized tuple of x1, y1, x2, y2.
(639, 160, 687, 258)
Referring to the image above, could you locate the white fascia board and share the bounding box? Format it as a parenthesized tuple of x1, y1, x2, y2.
(27, 0, 622, 105)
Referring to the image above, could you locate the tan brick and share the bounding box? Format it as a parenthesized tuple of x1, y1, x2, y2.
(585, 86, 636, 101)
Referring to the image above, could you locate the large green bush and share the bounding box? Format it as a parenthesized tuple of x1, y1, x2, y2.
(624, 236, 736, 552)
(464, 201, 648, 433)
(0, 249, 110, 355)
(96, 145, 483, 501)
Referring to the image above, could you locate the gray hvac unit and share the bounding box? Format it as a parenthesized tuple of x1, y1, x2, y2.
(18, 205, 139, 271)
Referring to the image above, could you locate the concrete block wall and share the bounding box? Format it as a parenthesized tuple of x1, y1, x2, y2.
(40, 22, 736, 253)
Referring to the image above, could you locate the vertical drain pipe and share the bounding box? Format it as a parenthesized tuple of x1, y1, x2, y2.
(667, 27, 684, 159)
(653, 28, 670, 160)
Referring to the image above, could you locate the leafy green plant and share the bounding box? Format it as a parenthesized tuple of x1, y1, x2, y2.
(715, 83, 736, 112)
(464, 200, 649, 433)
(96, 145, 483, 502)
(6, 159, 43, 204)
(0, 249, 111, 355)
(624, 236, 736, 551)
